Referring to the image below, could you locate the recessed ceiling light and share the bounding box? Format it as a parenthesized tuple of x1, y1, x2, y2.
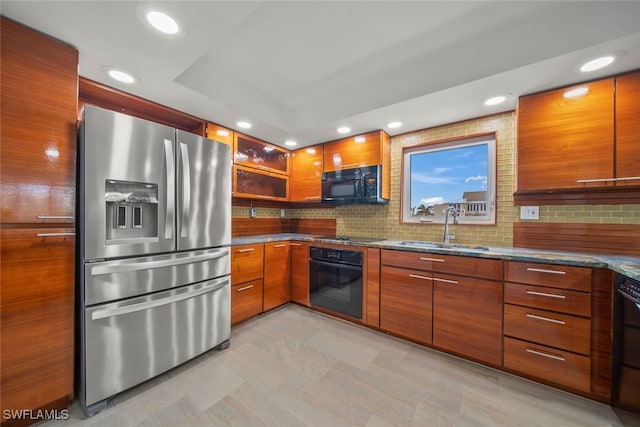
(484, 94, 509, 106)
(147, 11, 179, 35)
(237, 121, 252, 129)
(387, 121, 402, 129)
(580, 55, 615, 72)
(107, 69, 136, 84)
(337, 126, 351, 134)
(284, 140, 297, 147)
(564, 87, 589, 99)
(354, 136, 366, 144)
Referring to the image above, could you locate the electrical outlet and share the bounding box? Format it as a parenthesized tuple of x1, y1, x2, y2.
(520, 206, 540, 220)
(280, 209, 285, 218)
(249, 207, 257, 218)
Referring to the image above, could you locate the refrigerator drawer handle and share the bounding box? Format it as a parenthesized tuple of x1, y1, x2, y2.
(91, 278, 229, 320)
(164, 139, 175, 240)
(179, 142, 191, 238)
(91, 250, 229, 276)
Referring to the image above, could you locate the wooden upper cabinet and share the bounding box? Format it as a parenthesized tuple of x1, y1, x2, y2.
(290, 145, 323, 203)
(323, 130, 388, 172)
(517, 79, 615, 192)
(615, 71, 640, 184)
(1, 17, 79, 224)
(206, 123, 234, 147)
(234, 132, 290, 175)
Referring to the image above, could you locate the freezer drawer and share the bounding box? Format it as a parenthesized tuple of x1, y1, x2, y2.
(84, 247, 230, 305)
(81, 276, 230, 409)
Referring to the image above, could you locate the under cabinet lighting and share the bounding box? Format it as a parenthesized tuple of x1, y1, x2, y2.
(563, 87, 589, 99)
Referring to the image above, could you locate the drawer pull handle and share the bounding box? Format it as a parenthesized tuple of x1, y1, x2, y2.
(304, 196, 321, 200)
(274, 244, 287, 248)
(238, 248, 256, 253)
(526, 348, 565, 361)
(420, 257, 445, 263)
(237, 285, 254, 292)
(525, 290, 566, 299)
(526, 267, 566, 275)
(409, 274, 433, 281)
(526, 313, 565, 325)
(36, 232, 76, 237)
(37, 215, 75, 220)
(289, 243, 302, 246)
(433, 277, 459, 285)
(577, 176, 640, 183)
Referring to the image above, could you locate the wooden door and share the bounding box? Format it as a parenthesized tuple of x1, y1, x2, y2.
(290, 242, 310, 306)
(615, 72, 640, 184)
(517, 79, 615, 191)
(263, 241, 291, 311)
(380, 266, 433, 344)
(290, 145, 323, 202)
(433, 273, 502, 366)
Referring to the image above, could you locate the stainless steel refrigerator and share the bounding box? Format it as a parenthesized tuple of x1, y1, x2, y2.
(77, 106, 232, 416)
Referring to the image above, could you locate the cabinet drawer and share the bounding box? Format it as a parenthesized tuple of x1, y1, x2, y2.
(231, 279, 263, 325)
(231, 244, 264, 285)
(381, 250, 502, 280)
(504, 337, 591, 393)
(504, 282, 591, 317)
(504, 304, 591, 355)
(505, 261, 591, 292)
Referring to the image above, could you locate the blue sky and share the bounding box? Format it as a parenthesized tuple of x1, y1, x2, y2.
(410, 143, 488, 208)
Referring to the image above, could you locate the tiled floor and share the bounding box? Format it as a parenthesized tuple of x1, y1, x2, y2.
(43, 304, 640, 426)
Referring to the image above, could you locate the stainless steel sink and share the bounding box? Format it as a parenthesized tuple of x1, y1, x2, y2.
(396, 241, 490, 251)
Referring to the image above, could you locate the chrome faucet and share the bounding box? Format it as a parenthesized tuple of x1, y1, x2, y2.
(443, 206, 458, 244)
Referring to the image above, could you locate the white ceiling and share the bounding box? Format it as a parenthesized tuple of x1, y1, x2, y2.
(3, 1, 640, 148)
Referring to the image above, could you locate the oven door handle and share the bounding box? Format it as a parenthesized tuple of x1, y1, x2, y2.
(617, 288, 640, 306)
(91, 278, 229, 320)
(310, 259, 362, 271)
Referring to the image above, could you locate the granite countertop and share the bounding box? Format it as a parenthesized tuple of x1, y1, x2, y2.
(231, 233, 640, 282)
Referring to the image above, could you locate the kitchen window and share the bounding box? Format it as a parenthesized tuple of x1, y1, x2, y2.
(401, 134, 496, 224)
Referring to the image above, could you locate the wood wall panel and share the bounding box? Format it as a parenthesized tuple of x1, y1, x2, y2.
(232, 218, 336, 237)
(590, 268, 614, 402)
(513, 223, 640, 256)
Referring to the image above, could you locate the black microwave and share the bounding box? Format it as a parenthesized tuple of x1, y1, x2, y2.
(321, 165, 388, 205)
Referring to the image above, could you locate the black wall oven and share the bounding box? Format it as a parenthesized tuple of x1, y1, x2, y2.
(309, 246, 363, 320)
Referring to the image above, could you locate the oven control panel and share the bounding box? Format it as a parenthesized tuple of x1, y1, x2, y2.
(616, 275, 640, 304)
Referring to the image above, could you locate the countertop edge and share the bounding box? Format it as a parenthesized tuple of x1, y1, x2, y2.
(231, 234, 640, 281)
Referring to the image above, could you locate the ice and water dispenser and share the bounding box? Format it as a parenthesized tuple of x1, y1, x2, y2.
(105, 180, 158, 242)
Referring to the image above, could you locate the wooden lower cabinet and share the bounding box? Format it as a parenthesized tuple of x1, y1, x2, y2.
(504, 337, 591, 393)
(380, 265, 432, 344)
(290, 242, 309, 306)
(1, 228, 75, 418)
(263, 242, 291, 311)
(231, 279, 264, 325)
(433, 274, 503, 366)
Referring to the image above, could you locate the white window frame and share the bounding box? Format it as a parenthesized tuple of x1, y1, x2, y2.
(401, 134, 496, 225)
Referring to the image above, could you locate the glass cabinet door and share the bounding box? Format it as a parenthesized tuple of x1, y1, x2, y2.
(233, 165, 288, 201)
(234, 134, 289, 175)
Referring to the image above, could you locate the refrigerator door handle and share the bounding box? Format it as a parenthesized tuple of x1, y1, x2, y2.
(91, 278, 229, 320)
(90, 249, 229, 276)
(164, 138, 175, 240)
(179, 142, 191, 238)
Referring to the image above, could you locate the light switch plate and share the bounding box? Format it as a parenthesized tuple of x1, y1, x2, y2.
(520, 206, 540, 220)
